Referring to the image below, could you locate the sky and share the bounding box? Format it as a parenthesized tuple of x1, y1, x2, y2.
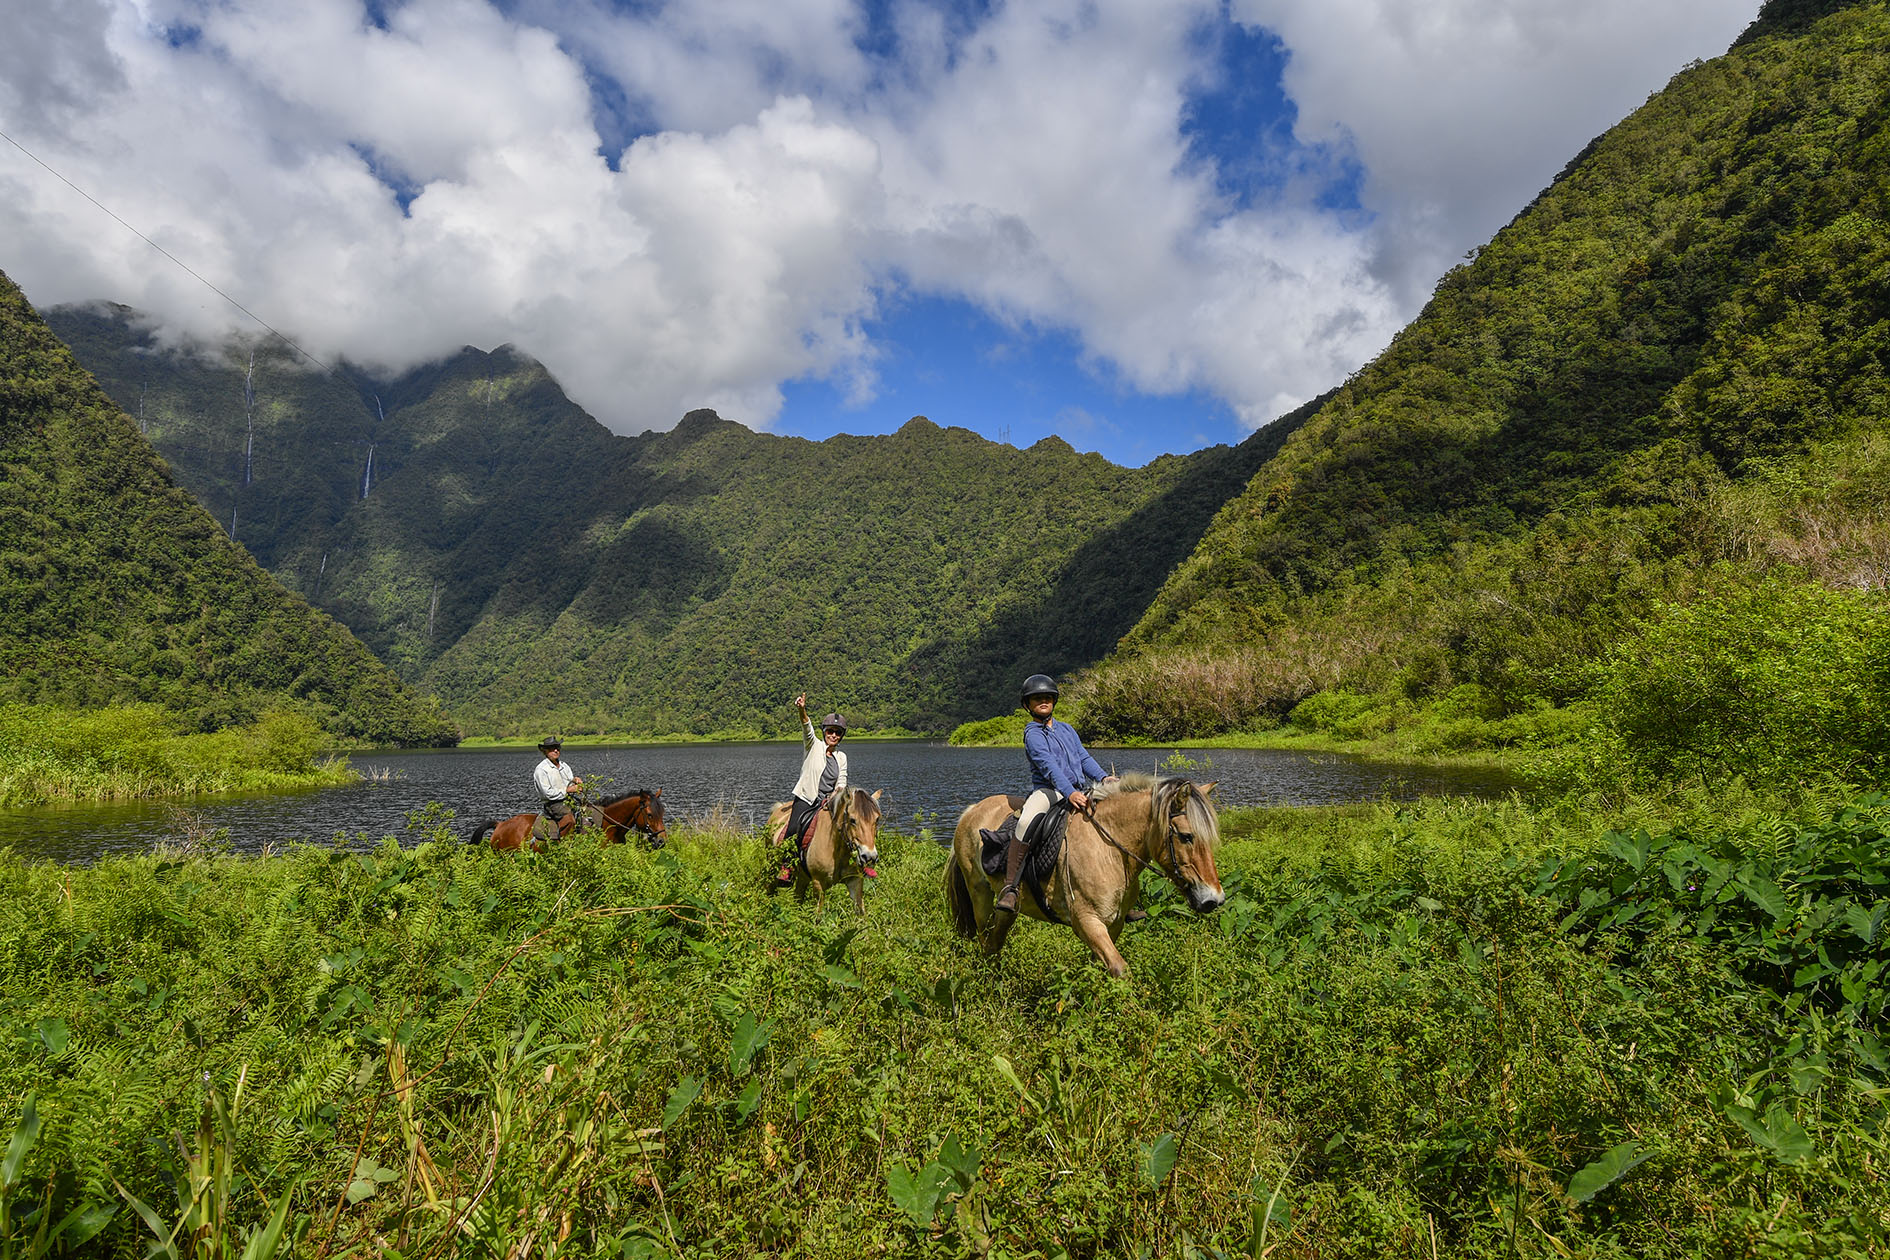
(1, 0, 1760, 467)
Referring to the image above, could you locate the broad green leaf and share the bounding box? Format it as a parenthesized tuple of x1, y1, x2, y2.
(822, 963, 861, 990)
(2, 1094, 40, 1187)
(886, 1162, 953, 1228)
(1736, 874, 1790, 923)
(660, 1077, 701, 1129)
(822, 927, 861, 966)
(729, 1012, 773, 1075)
(50, 1200, 116, 1248)
(36, 1017, 68, 1055)
(731, 1077, 763, 1122)
(1566, 1140, 1651, 1203)
(938, 1134, 980, 1191)
(1138, 1133, 1179, 1189)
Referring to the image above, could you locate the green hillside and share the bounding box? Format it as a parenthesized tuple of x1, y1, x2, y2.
(0, 270, 455, 746)
(48, 311, 1300, 737)
(1075, 0, 1890, 754)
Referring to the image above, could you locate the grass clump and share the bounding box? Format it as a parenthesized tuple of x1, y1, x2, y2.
(0, 703, 352, 805)
(0, 789, 1883, 1256)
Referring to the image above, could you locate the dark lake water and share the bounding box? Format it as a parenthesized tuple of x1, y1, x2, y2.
(0, 742, 1520, 865)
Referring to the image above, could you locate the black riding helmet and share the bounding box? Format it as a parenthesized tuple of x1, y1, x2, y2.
(819, 713, 848, 736)
(1021, 674, 1059, 704)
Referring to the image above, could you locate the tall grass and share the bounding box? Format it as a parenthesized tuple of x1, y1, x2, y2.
(0, 790, 1882, 1257)
(0, 704, 353, 805)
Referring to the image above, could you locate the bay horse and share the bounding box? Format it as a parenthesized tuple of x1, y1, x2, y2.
(765, 787, 882, 915)
(587, 788, 666, 847)
(944, 773, 1223, 978)
(464, 788, 666, 853)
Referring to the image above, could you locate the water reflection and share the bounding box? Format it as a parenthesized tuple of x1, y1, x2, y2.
(0, 742, 1519, 865)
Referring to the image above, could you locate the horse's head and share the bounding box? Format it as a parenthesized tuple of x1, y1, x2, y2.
(596, 788, 667, 848)
(834, 787, 882, 868)
(1147, 776, 1224, 913)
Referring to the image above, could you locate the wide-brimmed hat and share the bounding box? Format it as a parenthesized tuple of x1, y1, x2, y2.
(538, 736, 562, 751)
(819, 713, 848, 734)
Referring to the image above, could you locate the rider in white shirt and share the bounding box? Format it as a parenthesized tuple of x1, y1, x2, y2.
(533, 737, 584, 839)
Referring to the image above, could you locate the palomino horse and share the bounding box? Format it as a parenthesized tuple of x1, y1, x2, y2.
(766, 787, 883, 915)
(465, 788, 666, 852)
(945, 772, 1223, 977)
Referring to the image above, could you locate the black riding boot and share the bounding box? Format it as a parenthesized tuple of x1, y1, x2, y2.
(993, 838, 1030, 914)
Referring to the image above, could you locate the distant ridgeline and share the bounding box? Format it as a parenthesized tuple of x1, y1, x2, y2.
(0, 270, 456, 746)
(46, 307, 1298, 737)
(1074, 0, 1890, 740)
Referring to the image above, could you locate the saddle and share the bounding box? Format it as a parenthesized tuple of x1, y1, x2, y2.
(978, 807, 1068, 923)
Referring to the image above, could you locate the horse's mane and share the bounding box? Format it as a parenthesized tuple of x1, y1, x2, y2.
(1095, 773, 1218, 845)
(598, 788, 651, 807)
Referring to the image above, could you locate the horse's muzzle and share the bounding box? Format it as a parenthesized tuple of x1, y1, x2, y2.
(1185, 884, 1225, 914)
(856, 845, 879, 866)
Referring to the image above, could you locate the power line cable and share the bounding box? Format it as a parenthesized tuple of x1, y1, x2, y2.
(0, 125, 333, 372)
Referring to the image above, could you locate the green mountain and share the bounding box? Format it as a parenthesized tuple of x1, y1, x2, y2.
(46, 309, 1298, 736)
(1074, 0, 1890, 741)
(0, 270, 456, 745)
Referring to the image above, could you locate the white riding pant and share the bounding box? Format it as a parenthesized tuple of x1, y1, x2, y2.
(1016, 788, 1062, 844)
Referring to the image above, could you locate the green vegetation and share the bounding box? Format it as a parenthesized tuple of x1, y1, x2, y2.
(0, 704, 353, 807)
(1072, 0, 1890, 746)
(0, 788, 1884, 1257)
(49, 311, 1314, 739)
(0, 271, 457, 750)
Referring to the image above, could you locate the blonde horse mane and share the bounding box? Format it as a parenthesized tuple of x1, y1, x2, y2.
(1093, 772, 1218, 846)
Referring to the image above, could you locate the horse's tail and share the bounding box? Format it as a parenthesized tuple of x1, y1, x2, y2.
(464, 821, 497, 847)
(945, 857, 978, 940)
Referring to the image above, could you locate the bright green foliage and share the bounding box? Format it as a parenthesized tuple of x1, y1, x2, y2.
(1078, 1, 1890, 749)
(0, 791, 1886, 1255)
(0, 704, 353, 806)
(1585, 575, 1890, 789)
(0, 272, 455, 747)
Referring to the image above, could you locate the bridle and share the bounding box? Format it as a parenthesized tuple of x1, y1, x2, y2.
(592, 790, 665, 841)
(1082, 791, 1198, 894)
(828, 789, 872, 864)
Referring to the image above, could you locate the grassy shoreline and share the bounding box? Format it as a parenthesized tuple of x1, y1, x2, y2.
(0, 704, 356, 807)
(1, 787, 1882, 1257)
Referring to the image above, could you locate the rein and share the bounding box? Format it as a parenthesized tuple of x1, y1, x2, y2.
(1081, 797, 1188, 887)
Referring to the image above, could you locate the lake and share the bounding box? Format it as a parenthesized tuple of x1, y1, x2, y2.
(0, 741, 1520, 865)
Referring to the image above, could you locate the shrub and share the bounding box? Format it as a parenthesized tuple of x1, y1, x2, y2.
(1588, 574, 1890, 789)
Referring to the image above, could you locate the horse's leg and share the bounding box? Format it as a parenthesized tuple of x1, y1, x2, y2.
(848, 875, 865, 914)
(1071, 912, 1130, 978)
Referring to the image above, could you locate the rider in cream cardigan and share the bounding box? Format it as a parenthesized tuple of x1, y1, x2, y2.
(774, 693, 849, 885)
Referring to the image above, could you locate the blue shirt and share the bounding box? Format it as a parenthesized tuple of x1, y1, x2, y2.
(1024, 719, 1105, 797)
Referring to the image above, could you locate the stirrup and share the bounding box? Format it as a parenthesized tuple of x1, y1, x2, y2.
(994, 883, 1020, 914)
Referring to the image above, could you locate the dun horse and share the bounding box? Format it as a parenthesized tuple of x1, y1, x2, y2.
(945, 772, 1223, 977)
(766, 787, 882, 914)
(465, 788, 666, 853)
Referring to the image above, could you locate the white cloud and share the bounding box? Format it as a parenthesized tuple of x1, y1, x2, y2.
(0, 0, 1761, 442)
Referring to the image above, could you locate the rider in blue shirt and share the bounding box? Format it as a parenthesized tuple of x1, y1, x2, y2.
(996, 673, 1116, 914)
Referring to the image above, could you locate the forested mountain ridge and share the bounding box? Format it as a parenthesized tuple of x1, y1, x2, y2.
(48, 306, 1300, 736)
(0, 270, 457, 745)
(1075, 0, 1890, 740)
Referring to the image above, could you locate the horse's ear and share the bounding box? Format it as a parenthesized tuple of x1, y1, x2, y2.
(871, 789, 882, 802)
(1198, 780, 1219, 796)
(652, 788, 661, 796)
